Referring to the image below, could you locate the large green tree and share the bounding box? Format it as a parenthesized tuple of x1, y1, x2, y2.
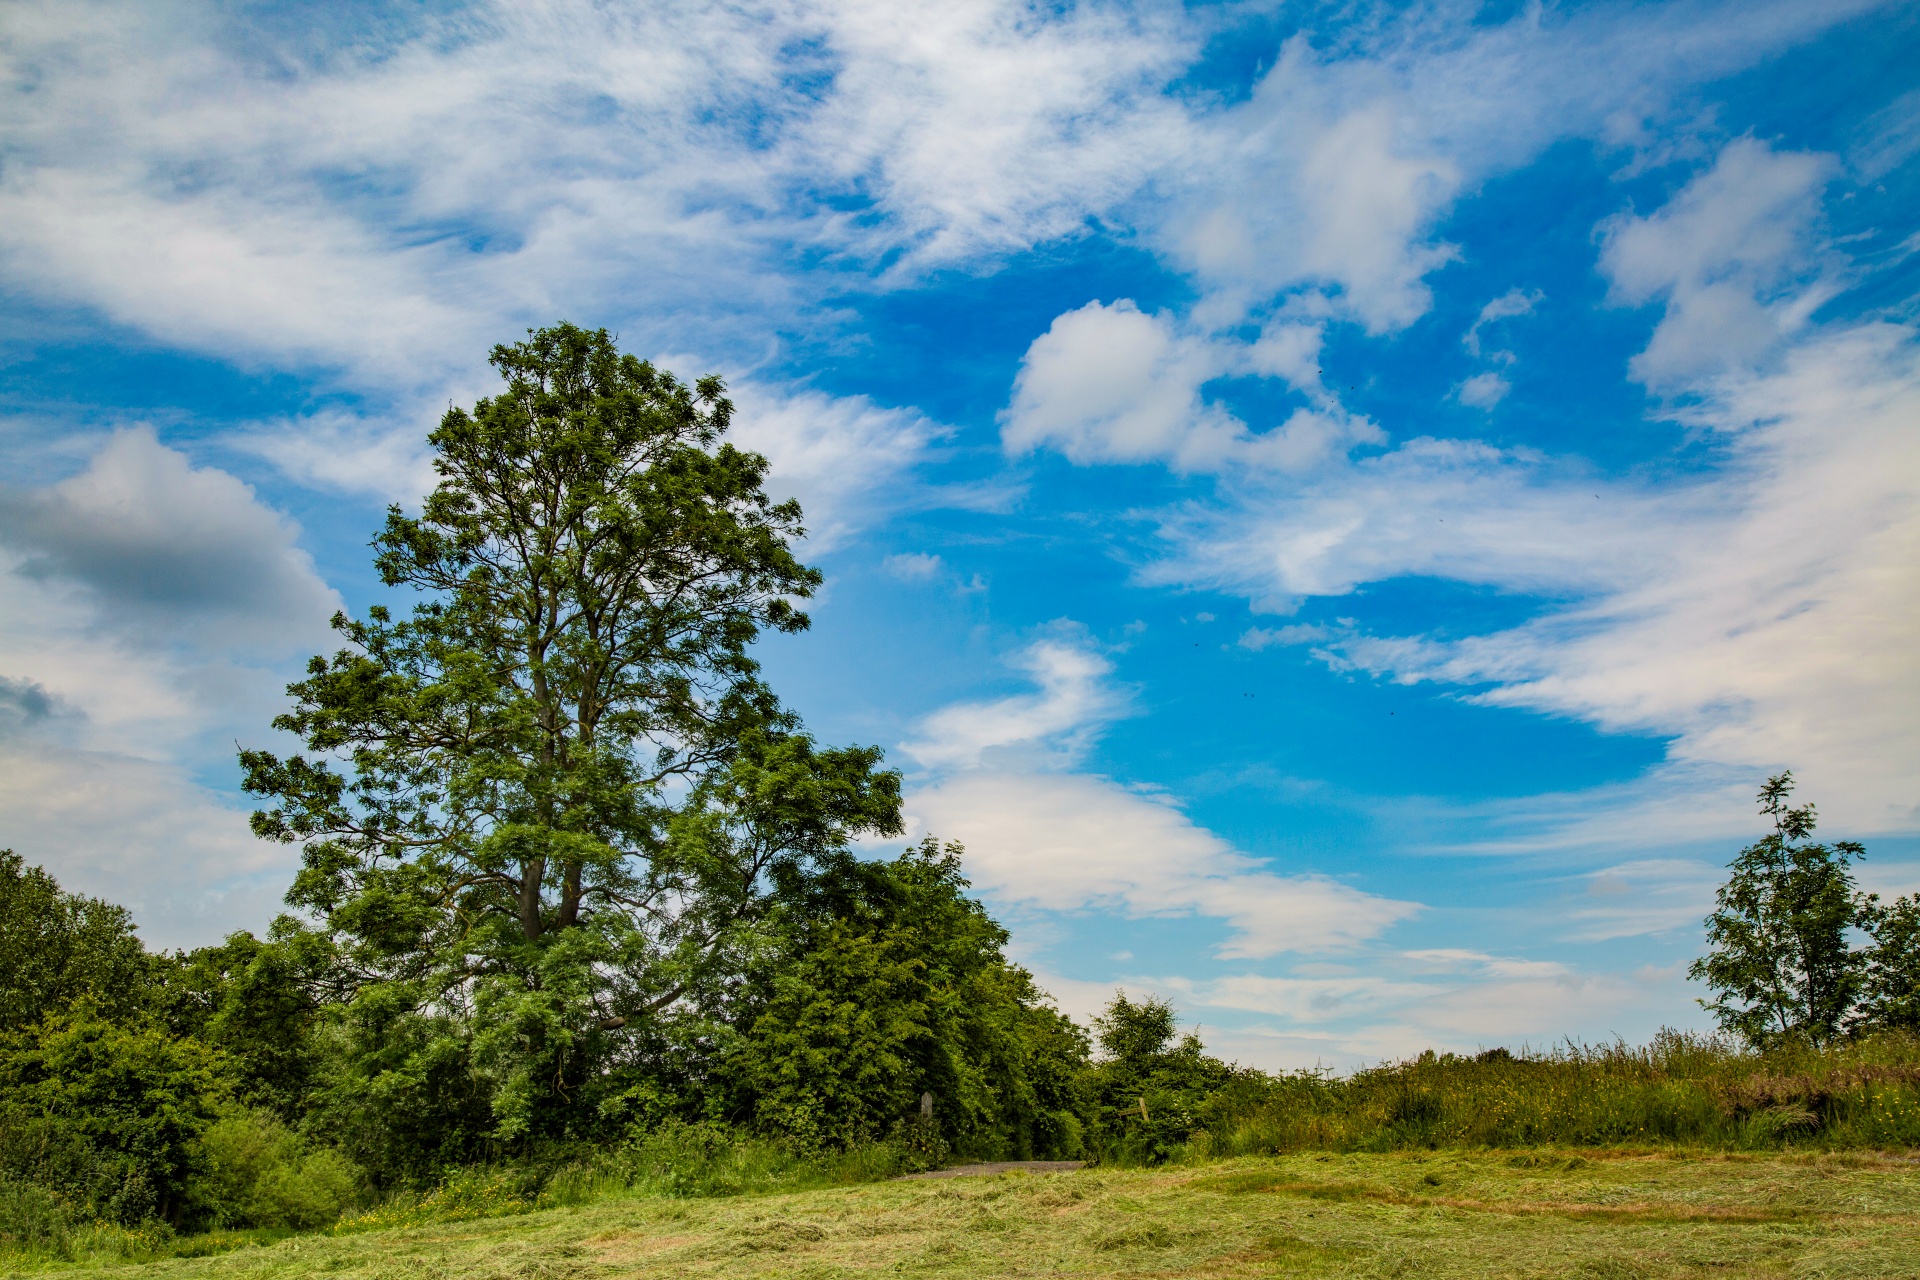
(241, 324, 901, 1141)
(1689, 773, 1871, 1047)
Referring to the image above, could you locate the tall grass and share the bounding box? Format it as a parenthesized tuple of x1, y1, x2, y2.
(1190, 1029, 1920, 1159)
(331, 1122, 917, 1235)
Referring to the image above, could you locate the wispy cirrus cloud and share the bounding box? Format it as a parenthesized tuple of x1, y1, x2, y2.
(1142, 136, 1920, 843)
(900, 630, 1130, 771)
(0, 0, 1194, 389)
(900, 632, 1418, 959)
(908, 771, 1420, 959)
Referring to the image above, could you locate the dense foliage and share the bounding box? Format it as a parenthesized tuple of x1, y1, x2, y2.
(240, 324, 902, 1148)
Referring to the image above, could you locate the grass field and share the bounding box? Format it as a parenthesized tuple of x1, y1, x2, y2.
(43, 1149, 1920, 1279)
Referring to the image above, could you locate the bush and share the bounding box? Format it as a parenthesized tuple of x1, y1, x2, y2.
(0, 1011, 229, 1224)
(186, 1107, 360, 1230)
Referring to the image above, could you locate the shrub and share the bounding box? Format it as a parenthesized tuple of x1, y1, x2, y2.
(0, 1011, 228, 1224)
(186, 1107, 360, 1230)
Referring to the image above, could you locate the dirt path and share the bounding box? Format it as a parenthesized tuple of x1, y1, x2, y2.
(899, 1161, 1087, 1179)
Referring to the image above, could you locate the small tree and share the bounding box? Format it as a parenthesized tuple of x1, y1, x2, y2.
(241, 324, 901, 1142)
(1086, 993, 1234, 1161)
(1689, 773, 1870, 1047)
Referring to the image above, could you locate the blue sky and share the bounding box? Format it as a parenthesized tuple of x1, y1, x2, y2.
(1, 0, 1917, 1067)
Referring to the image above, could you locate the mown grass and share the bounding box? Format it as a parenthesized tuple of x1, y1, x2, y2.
(14, 1149, 1920, 1278)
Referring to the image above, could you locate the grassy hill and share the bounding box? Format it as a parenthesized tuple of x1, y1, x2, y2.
(31, 1149, 1920, 1279)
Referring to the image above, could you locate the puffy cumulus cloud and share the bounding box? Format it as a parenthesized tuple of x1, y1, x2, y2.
(906, 771, 1419, 959)
(1000, 300, 1382, 473)
(1456, 371, 1511, 409)
(900, 632, 1130, 771)
(1170, 98, 1460, 334)
(1601, 139, 1837, 388)
(0, 429, 341, 945)
(1000, 300, 1244, 469)
(0, 428, 339, 650)
(883, 552, 944, 582)
(1147, 0, 1876, 336)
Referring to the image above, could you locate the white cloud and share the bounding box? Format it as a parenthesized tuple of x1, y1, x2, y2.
(1462, 287, 1542, 358)
(1138, 123, 1919, 846)
(1164, 319, 1920, 841)
(723, 379, 942, 552)
(1149, 435, 1681, 610)
(899, 619, 1419, 962)
(1335, 327, 1918, 834)
(1239, 624, 1332, 652)
(236, 370, 943, 547)
(0, 743, 295, 951)
(0, 429, 342, 946)
(1851, 87, 1920, 180)
(233, 411, 443, 508)
(1571, 858, 1722, 941)
(883, 552, 944, 581)
(907, 771, 1418, 959)
(0, 0, 1193, 388)
(900, 632, 1128, 770)
(999, 299, 1244, 470)
(1147, 0, 1877, 337)
(1000, 299, 1383, 473)
(796, 0, 1194, 269)
(0, 427, 339, 650)
(1600, 138, 1836, 388)
(1456, 371, 1511, 408)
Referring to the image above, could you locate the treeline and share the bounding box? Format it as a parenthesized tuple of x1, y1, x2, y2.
(8, 841, 1920, 1259)
(0, 846, 1250, 1244)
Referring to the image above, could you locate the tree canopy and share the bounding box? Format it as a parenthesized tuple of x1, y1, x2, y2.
(240, 324, 902, 1140)
(1688, 772, 1920, 1047)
